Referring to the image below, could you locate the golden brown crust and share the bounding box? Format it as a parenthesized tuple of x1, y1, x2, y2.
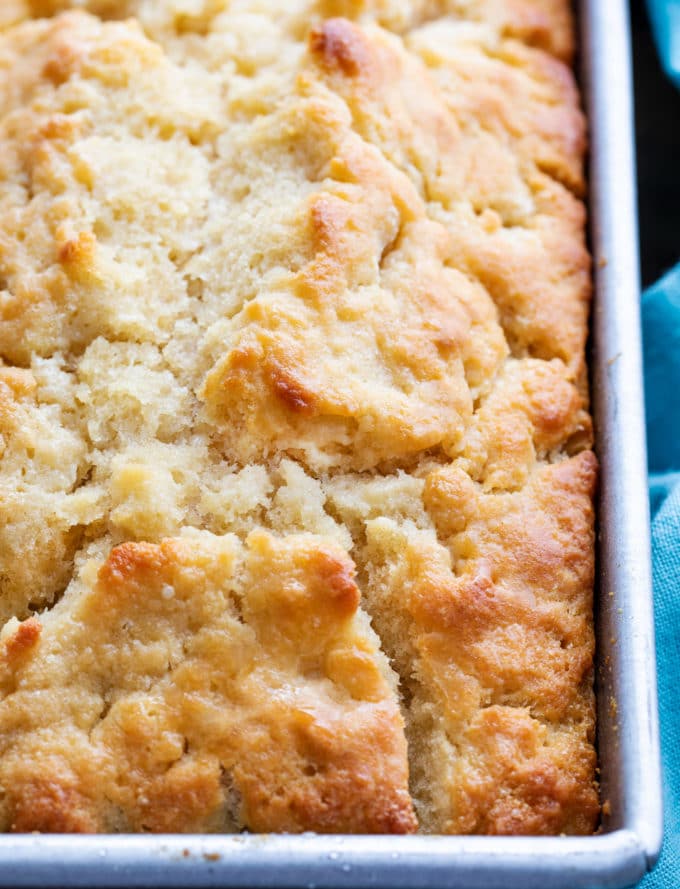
(308, 17, 589, 380)
(0, 1, 596, 837)
(363, 451, 597, 835)
(0, 532, 416, 834)
(10, 775, 98, 834)
(1, 616, 41, 663)
(3, 1, 575, 62)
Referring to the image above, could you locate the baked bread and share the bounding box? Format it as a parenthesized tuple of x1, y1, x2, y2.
(0, 1, 598, 835)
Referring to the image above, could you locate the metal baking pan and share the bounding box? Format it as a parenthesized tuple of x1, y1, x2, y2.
(0, 0, 662, 885)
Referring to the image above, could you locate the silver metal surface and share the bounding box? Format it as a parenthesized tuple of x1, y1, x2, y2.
(0, 0, 662, 885)
(584, 0, 664, 869)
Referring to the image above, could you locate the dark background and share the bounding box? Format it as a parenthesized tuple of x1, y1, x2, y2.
(632, 0, 680, 286)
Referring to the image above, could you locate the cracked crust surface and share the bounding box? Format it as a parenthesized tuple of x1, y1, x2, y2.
(0, 531, 416, 833)
(0, 1, 598, 835)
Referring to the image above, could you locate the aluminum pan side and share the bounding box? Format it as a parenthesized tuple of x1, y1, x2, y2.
(0, 0, 662, 885)
(0, 831, 653, 889)
(582, 0, 664, 867)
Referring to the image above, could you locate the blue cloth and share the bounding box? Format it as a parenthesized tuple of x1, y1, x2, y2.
(646, 0, 680, 88)
(639, 13, 680, 881)
(638, 264, 680, 887)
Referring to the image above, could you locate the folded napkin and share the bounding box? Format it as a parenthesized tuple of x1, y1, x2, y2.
(647, 0, 680, 88)
(639, 263, 680, 886)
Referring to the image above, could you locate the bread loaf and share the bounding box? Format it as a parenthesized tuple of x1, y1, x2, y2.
(0, 0, 598, 835)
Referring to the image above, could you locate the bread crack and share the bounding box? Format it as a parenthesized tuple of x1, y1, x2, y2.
(0, 2, 597, 838)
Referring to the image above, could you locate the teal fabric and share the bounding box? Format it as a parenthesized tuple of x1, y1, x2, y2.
(644, 264, 680, 486)
(646, 0, 680, 88)
(641, 11, 680, 884)
(638, 264, 680, 887)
